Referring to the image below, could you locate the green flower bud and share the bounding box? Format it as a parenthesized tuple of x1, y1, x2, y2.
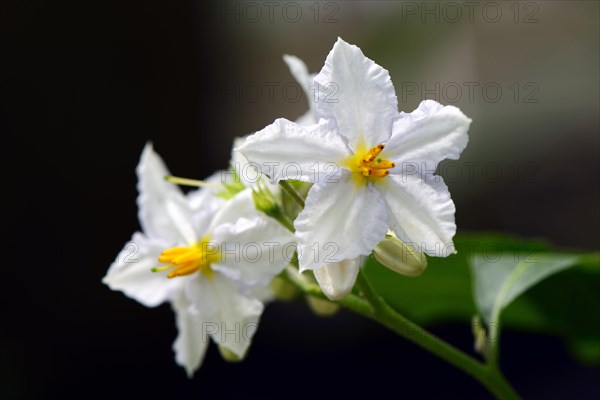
(373, 233, 427, 277)
(306, 295, 340, 317)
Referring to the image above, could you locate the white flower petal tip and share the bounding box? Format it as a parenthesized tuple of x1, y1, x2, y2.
(282, 54, 318, 126)
(314, 37, 398, 149)
(313, 258, 361, 301)
(386, 100, 472, 168)
(103, 233, 180, 308)
(135, 143, 200, 245)
(185, 275, 264, 358)
(172, 294, 209, 378)
(282, 54, 309, 81)
(137, 142, 172, 191)
(139, 141, 158, 165)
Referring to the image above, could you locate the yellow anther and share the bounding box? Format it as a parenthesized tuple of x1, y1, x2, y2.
(172, 252, 201, 264)
(372, 160, 395, 169)
(160, 247, 189, 256)
(167, 261, 204, 279)
(371, 169, 389, 178)
(157, 255, 172, 263)
(153, 236, 218, 279)
(362, 144, 385, 163)
(361, 166, 373, 176)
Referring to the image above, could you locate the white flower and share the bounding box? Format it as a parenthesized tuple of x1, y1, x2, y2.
(238, 38, 471, 299)
(103, 143, 294, 376)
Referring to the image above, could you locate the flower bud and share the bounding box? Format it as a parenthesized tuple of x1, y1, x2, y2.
(306, 295, 340, 317)
(270, 275, 299, 302)
(314, 258, 361, 301)
(373, 233, 427, 277)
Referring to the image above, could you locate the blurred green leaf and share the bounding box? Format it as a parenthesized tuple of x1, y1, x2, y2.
(363, 233, 600, 363)
(471, 253, 580, 325)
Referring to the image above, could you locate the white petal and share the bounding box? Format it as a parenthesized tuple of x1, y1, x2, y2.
(236, 118, 350, 183)
(186, 170, 225, 212)
(172, 290, 209, 377)
(283, 54, 312, 97)
(314, 257, 362, 301)
(231, 136, 283, 194)
(208, 189, 260, 231)
(231, 136, 262, 187)
(248, 284, 275, 304)
(384, 100, 471, 171)
(294, 176, 388, 272)
(379, 174, 457, 257)
(232, 137, 251, 182)
(102, 232, 181, 307)
(231, 136, 248, 166)
(314, 38, 398, 150)
(283, 54, 318, 124)
(137, 143, 194, 243)
(165, 193, 197, 245)
(211, 216, 296, 286)
(186, 171, 226, 236)
(185, 274, 264, 358)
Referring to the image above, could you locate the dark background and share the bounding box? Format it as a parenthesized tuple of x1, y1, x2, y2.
(2, 1, 599, 399)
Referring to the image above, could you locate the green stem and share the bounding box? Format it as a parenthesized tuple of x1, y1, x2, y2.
(279, 180, 305, 208)
(355, 271, 519, 400)
(486, 315, 501, 369)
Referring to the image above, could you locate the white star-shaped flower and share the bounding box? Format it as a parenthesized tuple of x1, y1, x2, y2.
(238, 38, 471, 299)
(103, 144, 294, 376)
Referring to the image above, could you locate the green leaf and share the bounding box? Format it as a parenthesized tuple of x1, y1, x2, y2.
(363, 233, 600, 363)
(471, 253, 580, 325)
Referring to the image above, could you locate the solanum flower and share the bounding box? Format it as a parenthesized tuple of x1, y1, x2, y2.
(238, 38, 471, 300)
(103, 144, 294, 376)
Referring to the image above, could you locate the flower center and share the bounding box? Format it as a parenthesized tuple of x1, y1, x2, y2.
(342, 143, 395, 183)
(152, 236, 219, 279)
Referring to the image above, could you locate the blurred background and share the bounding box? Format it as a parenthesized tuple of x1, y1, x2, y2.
(2, 1, 599, 399)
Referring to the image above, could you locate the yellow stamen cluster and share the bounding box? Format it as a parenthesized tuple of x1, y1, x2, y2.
(359, 144, 395, 177)
(342, 143, 395, 184)
(152, 238, 219, 279)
